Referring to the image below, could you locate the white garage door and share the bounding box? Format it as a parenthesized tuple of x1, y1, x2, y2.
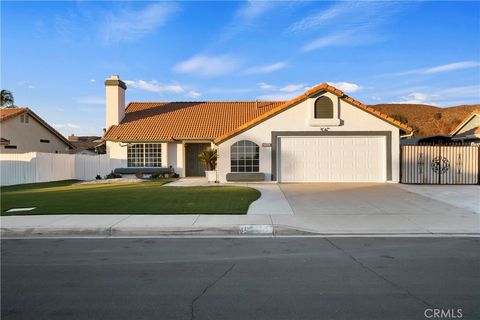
(278, 136, 386, 183)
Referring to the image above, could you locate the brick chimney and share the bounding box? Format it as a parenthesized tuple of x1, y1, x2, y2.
(105, 75, 127, 129)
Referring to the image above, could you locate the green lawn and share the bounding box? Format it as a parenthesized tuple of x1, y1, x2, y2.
(0, 180, 261, 215)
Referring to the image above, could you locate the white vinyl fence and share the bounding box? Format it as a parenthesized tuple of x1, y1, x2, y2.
(0, 152, 110, 186)
(401, 145, 479, 184)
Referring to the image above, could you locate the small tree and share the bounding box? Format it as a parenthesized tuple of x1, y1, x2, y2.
(1, 90, 14, 108)
(198, 147, 217, 171)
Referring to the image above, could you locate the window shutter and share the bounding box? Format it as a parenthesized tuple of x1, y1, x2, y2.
(314, 97, 334, 119)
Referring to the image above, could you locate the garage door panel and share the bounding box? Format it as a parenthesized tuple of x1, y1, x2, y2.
(279, 136, 385, 183)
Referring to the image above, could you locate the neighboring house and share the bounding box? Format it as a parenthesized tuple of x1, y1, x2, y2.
(68, 134, 106, 154)
(0, 107, 74, 153)
(450, 113, 480, 145)
(103, 75, 412, 183)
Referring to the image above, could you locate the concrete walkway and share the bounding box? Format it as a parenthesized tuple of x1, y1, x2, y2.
(397, 184, 479, 214)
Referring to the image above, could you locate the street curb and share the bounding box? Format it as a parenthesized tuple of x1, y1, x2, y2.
(2, 226, 479, 238)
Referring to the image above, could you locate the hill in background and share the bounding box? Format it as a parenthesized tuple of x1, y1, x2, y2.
(368, 104, 480, 136)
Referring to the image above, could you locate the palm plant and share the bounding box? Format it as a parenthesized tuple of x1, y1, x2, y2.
(1, 90, 14, 107)
(198, 147, 217, 171)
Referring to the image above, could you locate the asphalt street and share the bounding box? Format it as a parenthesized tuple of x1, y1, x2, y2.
(1, 237, 479, 320)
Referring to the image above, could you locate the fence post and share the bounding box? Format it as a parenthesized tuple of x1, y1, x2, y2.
(478, 146, 480, 185)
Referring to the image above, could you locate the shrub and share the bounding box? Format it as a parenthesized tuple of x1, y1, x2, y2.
(150, 172, 162, 179)
(172, 173, 179, 178)
(198, 147, 217, 171)
(105, 171, 122, 179)
(95, 174, 102, 180)
(391, 114, 408, 124)
(135, 172, 144, 179)
(150, 168, 178, 180)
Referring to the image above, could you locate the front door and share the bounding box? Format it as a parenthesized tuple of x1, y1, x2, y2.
(185, 143, 210, 177)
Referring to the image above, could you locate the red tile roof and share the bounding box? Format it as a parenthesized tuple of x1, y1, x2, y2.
(103, 101, 284, 142)
(103, 83, 413, 143)
(0, 107, 28, 122)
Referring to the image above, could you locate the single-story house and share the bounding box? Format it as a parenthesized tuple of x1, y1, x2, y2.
(0, 107, 74, 153)
(103, 75, 412, 183)
(450, 112, 480, 145)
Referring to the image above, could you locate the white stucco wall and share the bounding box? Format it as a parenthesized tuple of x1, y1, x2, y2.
(216, 92, 400, 183)
(1, 114, 71, 153)
(106, 141, 127, 170)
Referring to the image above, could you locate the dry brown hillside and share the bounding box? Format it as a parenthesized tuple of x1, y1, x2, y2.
(368, 104, 480, 136)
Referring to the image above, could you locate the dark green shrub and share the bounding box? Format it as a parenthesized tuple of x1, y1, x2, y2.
(95, 174, 102, 180)
(150, 171, 162, 179)
(105, 171, 122, 179)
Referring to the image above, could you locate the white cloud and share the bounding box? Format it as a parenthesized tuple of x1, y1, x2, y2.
(257, 91, 302, 101)
(280, 84, 308, 92)
(174, 54, 241, 77)
(77, 96, 105, 105)
(389, 85, 480, 106)
(258, 82, 276, 90)
(397, 61, 480, 76)
(300, 30, 383, 52)
(54, 123, 81, 129)
(101, 2, 179, 44)
(217, 1, 276, 42)
(125, 80, 185, 94)
(17, 80, 35, 89)
(289, 2, 350, 32)
(293, 2, 404, 52)
(391, 92, 437, 105)
(90, 79, 96, 83)
(424, 61, 480, 74)
(327, 82, 361, 93)
(301, 32, 353, 52)
(244, 61, 287, 75)
(290, 2, 400, 33)
(186, 90, 201, 99)
(237, 1, 273, 21)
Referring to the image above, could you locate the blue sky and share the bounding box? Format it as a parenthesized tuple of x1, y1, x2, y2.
(2, 1, 479, 136)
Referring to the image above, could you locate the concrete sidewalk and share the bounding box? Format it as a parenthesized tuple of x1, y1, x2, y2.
(1, 209, 478, 237)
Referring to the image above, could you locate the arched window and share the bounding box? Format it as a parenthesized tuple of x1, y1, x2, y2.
(231, 140, 259, 172)
(314, 96, 334, 119)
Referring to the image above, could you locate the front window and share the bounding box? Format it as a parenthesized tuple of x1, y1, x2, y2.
(231, 140, 259, 172)
(127, 143, 162, 167)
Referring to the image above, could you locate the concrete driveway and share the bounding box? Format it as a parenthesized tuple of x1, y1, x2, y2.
(274, 183, 479, 234)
